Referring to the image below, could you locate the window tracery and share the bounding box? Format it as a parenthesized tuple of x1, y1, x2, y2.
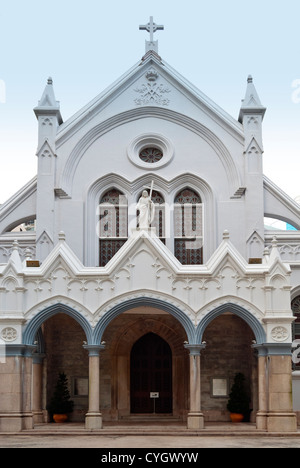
(139, 147, 163, 164)
(99, 189, 128, 266)
(174, 188, 203, 265)
(292, 295, 300, 369)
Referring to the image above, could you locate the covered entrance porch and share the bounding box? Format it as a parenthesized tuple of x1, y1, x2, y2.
(1, 298, 296, 433)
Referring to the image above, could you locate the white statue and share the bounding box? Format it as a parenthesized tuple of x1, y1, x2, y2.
(136, 189, 155, 229)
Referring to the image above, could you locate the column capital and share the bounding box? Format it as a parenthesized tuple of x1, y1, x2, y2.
(33, 353, 46, 364)
(83, 344, 105, 356)
(184, 343, 206, 355)
(1, 344, 38, 357)
(253, 343, 292, 356)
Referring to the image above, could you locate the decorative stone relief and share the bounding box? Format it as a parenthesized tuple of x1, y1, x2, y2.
(41, 117, 53, 127)
(1, 327, 17, 342)
(40, 149, 52, 174)
(134, 68, 171, 106)
(36, 231, 54, 262)
(247, 231, 264, 259)
(265, 243, 300, 263)
(271, 326, 289, 342)
(0, 244, 36, 263)
(247, 116, 259, 126)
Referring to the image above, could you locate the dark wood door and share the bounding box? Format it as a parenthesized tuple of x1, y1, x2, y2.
(130, 333, 173, 414)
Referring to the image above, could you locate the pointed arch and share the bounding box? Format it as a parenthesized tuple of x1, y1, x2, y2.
(85, 172, 216, 266)
(174, 187, 203, 265)
(93, 296, 196, 345)
(98, 188, 128, 266)
(23, 303, 93, 345)
(196, 303, 266, 344)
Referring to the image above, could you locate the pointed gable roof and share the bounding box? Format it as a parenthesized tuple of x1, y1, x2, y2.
(55, 51, 244, 147)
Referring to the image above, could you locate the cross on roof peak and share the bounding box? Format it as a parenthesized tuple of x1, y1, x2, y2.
(139, 16, 164, 54)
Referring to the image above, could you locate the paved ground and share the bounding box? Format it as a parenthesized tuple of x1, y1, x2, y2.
(1, 433, 300, 448)
(1, 422, 300, 448)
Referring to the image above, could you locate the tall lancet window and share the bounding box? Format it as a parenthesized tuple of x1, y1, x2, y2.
(292, 296, 300, 370)
(98, 189, 128, 266)
(174, 188, 203, 265)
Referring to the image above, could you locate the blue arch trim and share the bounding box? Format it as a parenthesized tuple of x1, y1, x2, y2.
(196, 303, 266, 344)
(23, 303, 93, 345)
(93, 297, 196, 345)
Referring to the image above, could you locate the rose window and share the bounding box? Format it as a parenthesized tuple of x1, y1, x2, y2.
(139, 147, 163, 163)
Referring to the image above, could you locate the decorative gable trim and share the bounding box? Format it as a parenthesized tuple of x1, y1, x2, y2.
(55, 55, 244, 148)
(244, 136, 263, 155)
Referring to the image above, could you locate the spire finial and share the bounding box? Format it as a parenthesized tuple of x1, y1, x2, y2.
(47, 77, 53, 85)
(247, 75, 253, 84)
(139, 16, 164, 54)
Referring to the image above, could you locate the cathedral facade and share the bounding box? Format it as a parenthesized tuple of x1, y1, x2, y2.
(0, 18, 300, 433)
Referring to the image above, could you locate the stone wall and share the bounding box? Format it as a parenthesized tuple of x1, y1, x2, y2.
(43, 314, 89, 421)
(201, 314, 256, 421)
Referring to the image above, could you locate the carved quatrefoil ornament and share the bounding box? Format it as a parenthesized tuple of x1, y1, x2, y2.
(1, 327, 17, 342)
(271, 326, 289, 342)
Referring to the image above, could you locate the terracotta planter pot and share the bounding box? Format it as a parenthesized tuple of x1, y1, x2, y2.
(230, 413, 244, 423)
(53, 414, 68, 423)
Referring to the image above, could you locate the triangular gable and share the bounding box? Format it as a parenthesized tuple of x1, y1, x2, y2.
(244, 136, 263, 155)
(55, 52, 244, 148)
(23, 228, 269, 282)
(36, 139, 56, 158)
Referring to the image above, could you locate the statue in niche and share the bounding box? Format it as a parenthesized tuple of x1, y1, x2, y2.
(136, 189, 155, 229)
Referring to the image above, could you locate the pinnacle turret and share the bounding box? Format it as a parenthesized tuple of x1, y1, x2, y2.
(239, 75, 266, 123)
(34, 77, 63, 124)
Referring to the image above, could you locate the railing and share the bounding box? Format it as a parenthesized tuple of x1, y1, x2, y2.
(0, 233, 36, 264)
(265, 231, 300, 264)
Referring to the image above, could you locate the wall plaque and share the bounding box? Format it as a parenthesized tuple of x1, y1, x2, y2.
(211, 378, 228, 397)
(73, 377, 89, 396)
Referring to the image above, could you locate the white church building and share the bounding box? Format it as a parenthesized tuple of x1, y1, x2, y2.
(1, 18, 300, 433)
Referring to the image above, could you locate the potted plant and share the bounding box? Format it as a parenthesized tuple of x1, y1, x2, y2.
(227, 373, 250, 423)
(47, 372, 74, 423)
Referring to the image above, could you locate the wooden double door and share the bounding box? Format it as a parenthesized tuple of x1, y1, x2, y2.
(130, 333, 173, 414)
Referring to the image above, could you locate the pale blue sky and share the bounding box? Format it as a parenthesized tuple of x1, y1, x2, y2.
(0, 0, 300, 203)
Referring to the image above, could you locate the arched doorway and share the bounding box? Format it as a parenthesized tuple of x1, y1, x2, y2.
(100, 308, 189, 421)
(201, 313, 257, 422)
(23, 304, 93, 424)
(43, 313, 89, 421)
(130, 333, 172, 414)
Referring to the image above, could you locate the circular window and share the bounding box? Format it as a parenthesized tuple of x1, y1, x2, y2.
(127, 134, 174, 169)
(139, 147, 163, 163)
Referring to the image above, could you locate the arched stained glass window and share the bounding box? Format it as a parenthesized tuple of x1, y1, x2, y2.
(174, 188, 203, 265)
(292, 296, 300, 369)
(98, 189, 128, 266)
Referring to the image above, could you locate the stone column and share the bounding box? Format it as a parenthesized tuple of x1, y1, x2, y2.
(184, 344, 206, 430)
(32, 354, 45, 424)
(254, 346, 268, 430)
(84, 344, 105, 430)
(22, 346, 36, 430)
(265, 344, 297, 432)
(0, 344, 37, 432)
(254, 344, 297, 432)
(0, 345, 24, 432)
